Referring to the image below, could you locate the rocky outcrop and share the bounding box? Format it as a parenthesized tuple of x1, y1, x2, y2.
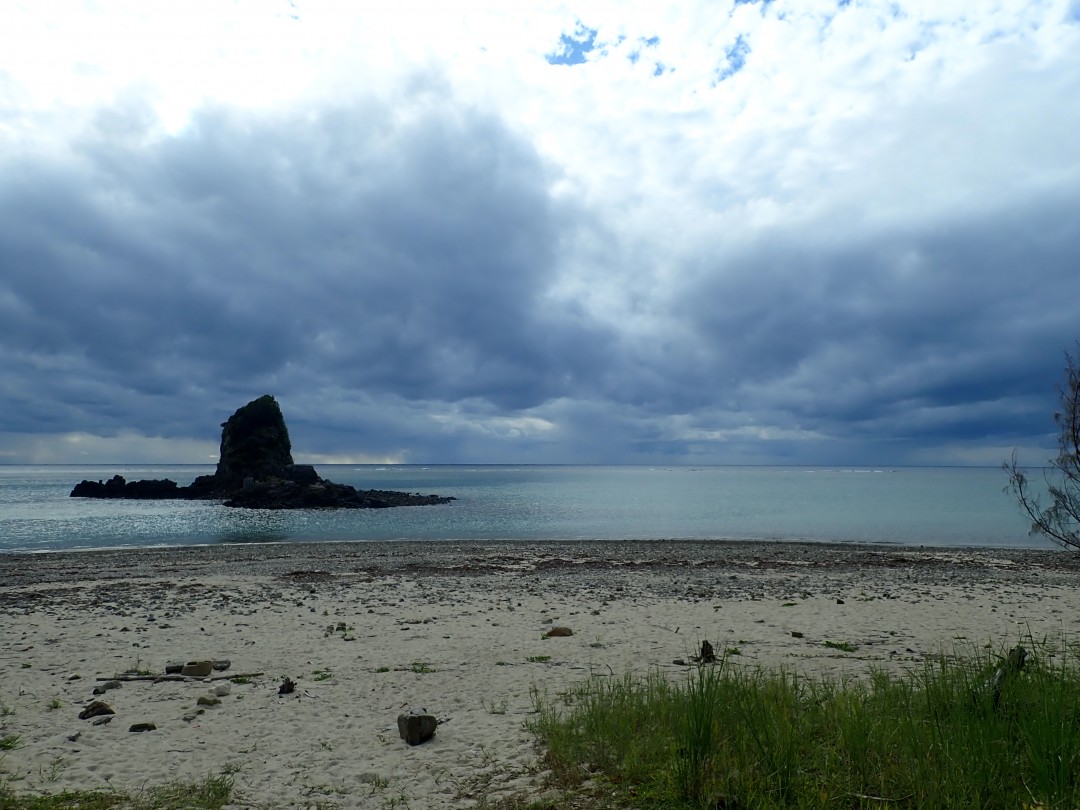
(224, 480, 454, 509)
(70, 395, 454, 510)
(70, 476, 183, 499)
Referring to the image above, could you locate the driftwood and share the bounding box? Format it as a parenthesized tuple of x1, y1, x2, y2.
(691, 639, 717, 664)
(977, 646, 1027, 707)
(97, 672, 264, 683)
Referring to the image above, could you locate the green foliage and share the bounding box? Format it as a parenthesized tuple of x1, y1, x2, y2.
(1006, 345, 1080, 549)
(0, 771, 233, 810)
(0, 735, 22, 751)
(822, 640, 857, 652)
(528, 641, 1080, 808)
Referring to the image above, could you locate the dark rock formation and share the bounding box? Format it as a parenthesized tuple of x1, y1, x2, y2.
(70, 476, 182, 499)
(70, 395, 454, 510)
(215, 394, 295, 487)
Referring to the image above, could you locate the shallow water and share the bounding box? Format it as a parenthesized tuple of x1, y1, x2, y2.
(0, 464, 1050, 553)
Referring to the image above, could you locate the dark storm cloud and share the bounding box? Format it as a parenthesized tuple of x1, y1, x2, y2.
(0, 85, 615, 450)
(655, 188, 1080, 451)
(1, 76, 1078, 464)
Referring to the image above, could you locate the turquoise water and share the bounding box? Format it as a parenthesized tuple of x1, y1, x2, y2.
(0, 465, 1050, 553)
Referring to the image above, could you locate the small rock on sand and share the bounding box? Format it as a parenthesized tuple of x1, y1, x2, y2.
(78, 700, 114, 720)
(544, 626, 573, 638)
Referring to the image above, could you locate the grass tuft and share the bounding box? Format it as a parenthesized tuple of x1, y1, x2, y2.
(528, 639, 1080, 808)
(0, 770, 234, 809)
(0, 736, 21, 751)
(822, 640, 858, 653)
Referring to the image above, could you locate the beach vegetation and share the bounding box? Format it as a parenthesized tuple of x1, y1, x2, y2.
(312, 669, 333, 682)
(526, 641, 1080, 808)
(1006, 344, 1080, 550)
(822, 640, 857, 652)
(38, 757, 64, 784)
(0, 770, 234, 809)
(409, 661, 436, 674)
(45, 700, 61, 712)
(0, 737, 21, 752)
(526, 655, 552, 664)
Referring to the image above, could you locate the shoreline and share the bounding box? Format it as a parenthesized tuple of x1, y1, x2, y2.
(2, 537, 1075, 584)
(3, 540, 1079, 808)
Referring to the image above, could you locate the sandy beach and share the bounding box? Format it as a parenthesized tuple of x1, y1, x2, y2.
(2, 540, 1079, 808)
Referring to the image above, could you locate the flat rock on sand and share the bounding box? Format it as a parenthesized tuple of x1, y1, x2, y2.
(1, 540, 1078, 808)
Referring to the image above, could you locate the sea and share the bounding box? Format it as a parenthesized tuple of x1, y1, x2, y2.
(0, 464, 1056, 554)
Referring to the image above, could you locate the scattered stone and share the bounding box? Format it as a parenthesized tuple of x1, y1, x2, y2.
(672, 658, 687, 666)
(92, 715, 113, 726)
(213, 684, 231, 697)
(67, 674, 82, 681)
(544, 626, 574, 638)
(791, 631, 805, 639)
(78, 700, 115, 720)
(836, 598, 845, 605)
(197, 695, 221, 707)
(398, 709, 438, 746)
(181, 660, 213, 677)
(93, 679, 122, 695)
(129, 722, 157, 733)
(182, 713, 198, 722)
(212, 659, 231, 672)
(164, 661, 184, 674)
(66, 731, 81, 742)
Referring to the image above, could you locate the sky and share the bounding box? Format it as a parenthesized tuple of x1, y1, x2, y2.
(1, 0, 1078, 467)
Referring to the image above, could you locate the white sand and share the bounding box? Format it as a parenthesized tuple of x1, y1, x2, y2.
(2, 541, 1078, 808)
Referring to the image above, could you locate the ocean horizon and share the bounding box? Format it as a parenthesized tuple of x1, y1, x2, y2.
(0, 463, 1055, 554)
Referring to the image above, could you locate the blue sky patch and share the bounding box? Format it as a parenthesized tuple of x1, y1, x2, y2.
(628, 35, 660, 67)
(546, 23, 599, 65)
(715, 34, 751, 82)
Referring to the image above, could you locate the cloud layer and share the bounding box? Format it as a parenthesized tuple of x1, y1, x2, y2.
(1, 1, 1078, 464)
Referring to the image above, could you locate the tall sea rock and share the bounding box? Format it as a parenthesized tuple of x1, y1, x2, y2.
(215, 394, 295, 486)
(71, 395, 453, 509)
